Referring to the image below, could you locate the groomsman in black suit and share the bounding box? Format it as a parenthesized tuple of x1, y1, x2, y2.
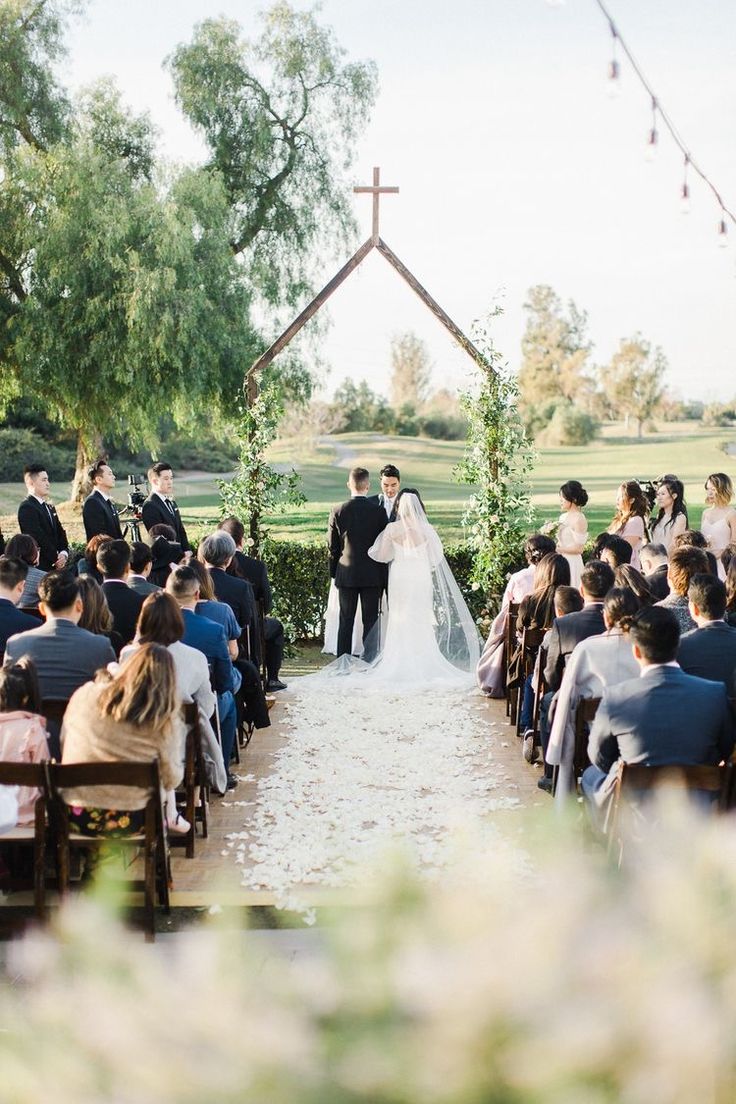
(328, 467, 388, 661)
(17, 463, 70, 572)
(141, 462, 191, 551)
(368, 463, 401, 522)
(82, 459, 123, 541)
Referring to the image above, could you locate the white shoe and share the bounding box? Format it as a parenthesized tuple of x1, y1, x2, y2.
(166, 812, 191, 835)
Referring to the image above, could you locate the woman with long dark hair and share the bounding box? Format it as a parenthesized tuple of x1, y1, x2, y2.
(508, 553, 570, 728)
(651, 474, 688, 553)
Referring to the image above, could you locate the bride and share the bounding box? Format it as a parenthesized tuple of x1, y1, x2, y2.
(315, 489, 480, 690)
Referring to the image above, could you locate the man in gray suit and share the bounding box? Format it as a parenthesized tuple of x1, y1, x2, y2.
(677, 574, 736, 689)
(4, 572, 116, 701)
(582, 606, 734, 819)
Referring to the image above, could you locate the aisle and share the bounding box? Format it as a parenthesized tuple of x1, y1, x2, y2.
(230, 681, 533, 917)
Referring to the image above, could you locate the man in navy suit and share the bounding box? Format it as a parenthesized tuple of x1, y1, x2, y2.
(0, 557, 41, 662)
(678, 574, 736, 688)
(82, 459, 123, 541)
(17, 464, 69, 572)
(582, 606, 734, 817)
(328, 467, 388, 661)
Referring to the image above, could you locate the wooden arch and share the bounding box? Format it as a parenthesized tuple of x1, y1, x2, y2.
(245, 167, 491, 399)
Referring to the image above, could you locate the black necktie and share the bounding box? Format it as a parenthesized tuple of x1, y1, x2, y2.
(45, 502, 55, 528)
(165, 498, 175, 516)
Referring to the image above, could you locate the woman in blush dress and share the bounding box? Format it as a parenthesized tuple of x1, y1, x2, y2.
(607, 480, 650, 571)
(477, 534, 556, 696)
(650, 474, 688, 554)
(547, 587, 641, 801)
(701, 473, 736, 580)
(555, 480, 589, 589)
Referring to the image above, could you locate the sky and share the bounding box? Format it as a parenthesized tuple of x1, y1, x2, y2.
(61, 0, 736, 402)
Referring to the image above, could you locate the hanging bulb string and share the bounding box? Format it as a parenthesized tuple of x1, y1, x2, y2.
(595, 0, 736, 227)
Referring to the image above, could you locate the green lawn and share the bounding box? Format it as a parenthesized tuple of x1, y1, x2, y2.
(1, 423, 733, 546)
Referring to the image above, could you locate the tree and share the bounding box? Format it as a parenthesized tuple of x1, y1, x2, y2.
(167, 3, 378, 312)
(600, 336, 667, 438)
(329, 379, 394, 433)
(517, 285, 595, 433)
(389, 332, 433, 410)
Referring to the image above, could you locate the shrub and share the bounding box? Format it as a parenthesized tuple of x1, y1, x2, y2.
(0, 428, 77, 482)
(537, 403, 598, 446)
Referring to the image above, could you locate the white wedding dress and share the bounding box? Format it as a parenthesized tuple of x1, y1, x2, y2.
(311, 493, 480, 690)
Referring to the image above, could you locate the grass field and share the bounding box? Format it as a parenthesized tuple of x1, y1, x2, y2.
(1, 423, 733, 546)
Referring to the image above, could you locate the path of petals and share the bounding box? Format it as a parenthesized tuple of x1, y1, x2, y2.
(236, 684, 527, 916)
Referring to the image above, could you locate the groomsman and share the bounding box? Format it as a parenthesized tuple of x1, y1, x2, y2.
(328, 467, 388, 661)
(17, 463, 69, 572)
(82, 459, 123, 541)
(141, 462, 191, 551)
(369, 463, 401, 521)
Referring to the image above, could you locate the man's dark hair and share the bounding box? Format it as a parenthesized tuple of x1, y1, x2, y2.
(87, 458, 109, 483)
(602, 533, 632, 567)
(38, 571, 79, 612)
(148, 461, 173, 480)
(581, 559, 615, 599)
(166, 564, 199, 600)
(630, 605, 680, 664)
(96, 539, 131, 579)
(349, 466, 370, 490)
(129, 541, 153, 574)
(688, 573, 727, 621)
(4, 534, 39, 567)
(554, 586, 584, 616)
(218, 516, 245, 546)
(148, 523, 177, 542)
(380, 464, 400, 480)
(0, 556, 29, 591)
(23, 463, 46, 477)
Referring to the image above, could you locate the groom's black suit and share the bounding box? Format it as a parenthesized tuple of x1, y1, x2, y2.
(328, 495, 388, 660)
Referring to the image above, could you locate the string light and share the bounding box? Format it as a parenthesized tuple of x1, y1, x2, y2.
(593, 0, 735, 237)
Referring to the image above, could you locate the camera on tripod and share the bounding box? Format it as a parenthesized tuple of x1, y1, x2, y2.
(126, 474, 147, 514)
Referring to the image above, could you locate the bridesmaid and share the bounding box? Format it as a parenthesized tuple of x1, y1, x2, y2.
(556, 480, 589, 588)
(650, 474, 688, 553)
(608, 480, 650, 571)
(701, 473, 736, 579)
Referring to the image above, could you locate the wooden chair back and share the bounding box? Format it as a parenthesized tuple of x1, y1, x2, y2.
(515, 626, 546, 738)
(573, 696, 601, 789)
(505, 602, 520, 720)
(46, 759, 169, 940)
(0, 761, 49, 918)
(41, 698, 70, 761)
(530, 644, 548, 738)
(171, 703, 209, 857)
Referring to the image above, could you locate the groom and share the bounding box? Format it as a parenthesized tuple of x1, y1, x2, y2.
(368, 463, 401, 521)
(328, 466, 388, 661)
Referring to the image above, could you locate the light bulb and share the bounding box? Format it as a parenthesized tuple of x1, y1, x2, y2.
(645, 128, 658, 162)
(607, 58, 621, 98)
(680, 182, 690, 215)
(718, 219, 728, 248)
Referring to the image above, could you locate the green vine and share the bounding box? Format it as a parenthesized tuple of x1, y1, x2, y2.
(455, 316, 536, 598)
(218, 376, 305, 555)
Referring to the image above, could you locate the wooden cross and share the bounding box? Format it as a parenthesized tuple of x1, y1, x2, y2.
(354, 166, 399, 244)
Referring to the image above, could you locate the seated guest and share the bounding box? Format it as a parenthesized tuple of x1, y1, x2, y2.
(82, 459, 123, 541)
(188, 560, 241, 659)
(544, 560, 614, 693)
(127, 541, 161, 597)
(613, 564, 655, 606)
(477, 533, 556, 697)
(672, 530, 719, 577)
(97, 540, 144, 648)
(721, 542, 736, 579)
(198, 532, 257, 659)
(148, 524, 186, 588)
(547, 587, 640, 798)
(166, 566, 240, 788)
(77, 576, 123, 658)
(581, 606, 734, 821)
(218, 516, 287, 691)
(4, 572, 116, 757)
(121, 592, 226, 796)
(5, 534, 46, 611)
(0, 557, 41, 662)
(677, 574, 736, 688)
(656, 545, 710, 633)
(61, 644, 184, 836)
(726, 557, 736, 628)
(17, 463, 69, 572)
(639, 542, 670, 601)
(0, 660, 50, 824)
(141, 462, 191, 551)
(508, 552, 570, 697)
(77, 533, 113, 583)
(599, 533, 632, 570)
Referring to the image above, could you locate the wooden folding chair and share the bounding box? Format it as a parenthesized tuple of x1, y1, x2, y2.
(530, 644, 548, 743)
(41, 698, 70, 761)
(171, 704, 209, 858)
(0, 761, 49, 919)
(606, 762, 732, 862)
(47, 760, 170, 941)
(505, 602, 520, 722)
(515, 626, 546, 740)
(551, 695, 601, 797)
